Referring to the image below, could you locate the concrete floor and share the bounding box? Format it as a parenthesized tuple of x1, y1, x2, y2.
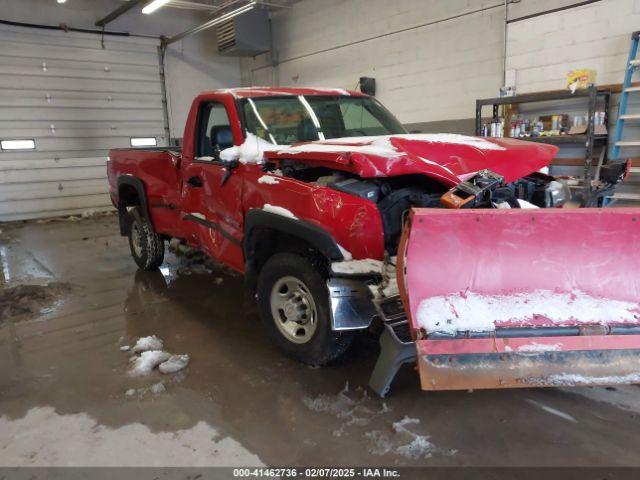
(1, 214, 640, 467)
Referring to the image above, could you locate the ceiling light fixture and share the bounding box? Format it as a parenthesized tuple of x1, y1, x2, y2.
(165, 1, 256, 45)
(142, 0, 172, 15)
(57, 0, 67, 4)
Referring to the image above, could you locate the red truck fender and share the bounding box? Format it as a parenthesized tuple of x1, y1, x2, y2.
(243, 209, 376, 331)
(243, 209, 346, 265)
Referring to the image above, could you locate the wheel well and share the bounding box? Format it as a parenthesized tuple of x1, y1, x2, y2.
(117, 182, 144, 236)
(245, 226, 330, 288)
(119, 184, 140, 208)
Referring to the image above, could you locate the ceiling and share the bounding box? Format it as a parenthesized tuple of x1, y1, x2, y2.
(141, 0, 302, 13)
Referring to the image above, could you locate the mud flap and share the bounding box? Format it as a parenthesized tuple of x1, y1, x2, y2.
(399, 208, 640, 391)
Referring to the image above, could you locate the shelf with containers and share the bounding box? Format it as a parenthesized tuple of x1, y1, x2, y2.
(475, 86, 611, 202)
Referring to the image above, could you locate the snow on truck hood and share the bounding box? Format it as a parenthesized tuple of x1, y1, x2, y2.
(271, 134, 559, 185)
(222, 133, 558, 186)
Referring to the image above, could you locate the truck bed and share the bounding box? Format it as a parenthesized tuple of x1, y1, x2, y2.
(109, 147, 182, 154)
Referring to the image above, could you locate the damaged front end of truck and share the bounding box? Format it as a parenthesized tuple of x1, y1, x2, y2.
(262, 134, 639, 396)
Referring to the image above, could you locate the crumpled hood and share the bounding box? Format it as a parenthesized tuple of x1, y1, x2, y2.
(267, 134, 559, 186)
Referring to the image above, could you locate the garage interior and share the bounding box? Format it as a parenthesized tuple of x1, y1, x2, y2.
(2, 0, 640, 471)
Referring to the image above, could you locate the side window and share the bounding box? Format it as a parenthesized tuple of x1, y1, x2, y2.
(196, 102, 233, 159)
(242, 98, 318, 144)
(340, 101, 388, 136)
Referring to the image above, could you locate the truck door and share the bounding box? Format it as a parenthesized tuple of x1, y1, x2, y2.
(180, 100, 245, 272)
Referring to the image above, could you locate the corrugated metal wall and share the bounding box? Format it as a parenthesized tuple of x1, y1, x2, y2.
(0, 23, 167, 221)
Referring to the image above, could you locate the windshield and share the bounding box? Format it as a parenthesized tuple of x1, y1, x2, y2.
(241, 95, 406, 145)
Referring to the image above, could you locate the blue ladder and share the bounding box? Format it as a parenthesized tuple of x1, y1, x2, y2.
(612, 31, 640, 160)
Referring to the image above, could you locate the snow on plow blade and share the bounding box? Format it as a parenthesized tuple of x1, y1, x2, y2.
(398, 208, 640, 391)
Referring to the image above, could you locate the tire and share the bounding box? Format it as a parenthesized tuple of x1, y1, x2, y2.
(127, 207, 165, 271)
(257, 252, 353, 366)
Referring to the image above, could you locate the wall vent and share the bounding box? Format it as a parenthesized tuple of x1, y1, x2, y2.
(217, 20, 236, 52)
(216, 6, 270, 57)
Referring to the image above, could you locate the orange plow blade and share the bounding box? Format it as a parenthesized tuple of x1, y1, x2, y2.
(398, 208, 640, 391)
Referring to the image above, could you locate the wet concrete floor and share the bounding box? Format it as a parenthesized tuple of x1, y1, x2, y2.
(1, 214, 640, 467)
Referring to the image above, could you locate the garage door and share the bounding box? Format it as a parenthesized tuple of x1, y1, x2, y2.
(0, 23, 167, 221)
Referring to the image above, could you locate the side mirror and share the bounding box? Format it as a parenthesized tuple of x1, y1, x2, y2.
(359, 77, 376, 96)
(220, 158, 240, 186)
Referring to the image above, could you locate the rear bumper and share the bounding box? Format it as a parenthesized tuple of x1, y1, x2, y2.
(417, 334, 640, 390)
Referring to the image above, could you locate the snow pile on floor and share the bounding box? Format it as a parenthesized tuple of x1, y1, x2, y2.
(129, 351, 171, 377)
(220, 132, 283, 164)
(159, 354, 190, 374)
(365, 416, 456, 459)
(262, 204, 297, 219)
(125, 336, 191, 377)
(124, 379, 182, 399)
(417, 289, 640, 334)
(303, 382, 390, 437)
(132, 335, 163, 353)
(149, 382, 166, 395)
(393, 417, 440, 459)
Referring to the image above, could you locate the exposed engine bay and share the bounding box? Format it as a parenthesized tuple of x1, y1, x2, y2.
(267, 160, 570, 254)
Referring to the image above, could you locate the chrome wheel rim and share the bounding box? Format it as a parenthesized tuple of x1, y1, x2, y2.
(270, 276, 318, 344)
(131, 221, 144, 258)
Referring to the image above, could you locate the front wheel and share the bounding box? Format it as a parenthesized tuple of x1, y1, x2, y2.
(127, 207, 165, 271)
(257, 253, 353, 366)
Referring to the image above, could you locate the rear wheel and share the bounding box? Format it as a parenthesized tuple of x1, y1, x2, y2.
(257, 253, 353, 366)
(127, 207, 164, 271)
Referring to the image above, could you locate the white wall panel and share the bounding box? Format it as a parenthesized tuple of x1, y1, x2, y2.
(506, 0, 634, 92)
(0, 23, 166, 220)
(240, 0, 506, 126)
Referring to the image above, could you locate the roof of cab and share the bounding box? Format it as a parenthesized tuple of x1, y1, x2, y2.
(206, 86, 367, 98)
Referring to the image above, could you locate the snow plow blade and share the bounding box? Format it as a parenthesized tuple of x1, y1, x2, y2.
(398, 208, 640, 391)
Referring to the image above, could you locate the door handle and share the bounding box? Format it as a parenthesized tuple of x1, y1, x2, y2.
(187, 176, 203, 188)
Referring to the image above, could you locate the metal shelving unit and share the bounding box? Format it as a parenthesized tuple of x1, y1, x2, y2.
(475, 86, 611, 201)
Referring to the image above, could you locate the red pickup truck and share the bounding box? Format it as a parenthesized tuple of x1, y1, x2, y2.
(108, 87, 618, 374)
